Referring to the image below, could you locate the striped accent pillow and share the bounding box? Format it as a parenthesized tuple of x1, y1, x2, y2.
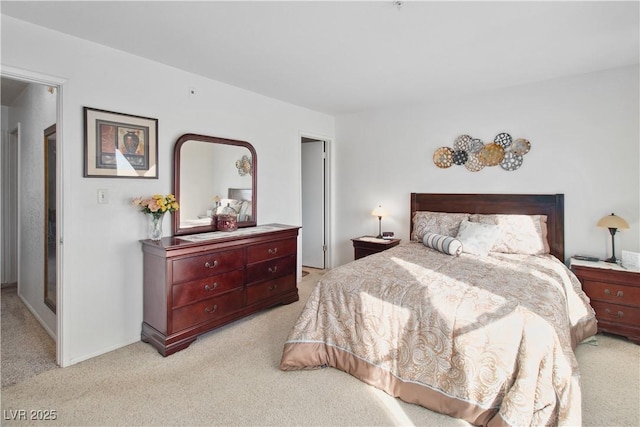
(423, 233, 463, 256)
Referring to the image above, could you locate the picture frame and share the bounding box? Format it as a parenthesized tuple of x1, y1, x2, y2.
(83, 107, 158, 178)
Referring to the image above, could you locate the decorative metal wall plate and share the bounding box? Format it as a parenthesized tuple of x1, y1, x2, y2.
(478, 143, 505, 166)
(464, 152, 484, 172)
(494, 132, 513, 148)
(453, 135, 472, 151)
(468, 138, 484, 153)
(452, 150, 468, 165)
(511, 138, 531, 155)
(432, 133, 531, 172)
(500, 152, 524, 171)
(433, 147, 454, 168)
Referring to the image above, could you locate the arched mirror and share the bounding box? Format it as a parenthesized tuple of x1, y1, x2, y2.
(173, 133, 257, 236)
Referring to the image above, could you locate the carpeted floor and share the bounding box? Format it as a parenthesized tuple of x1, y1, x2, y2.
(1, 285, 57, 388)
(1, 269, 638, 426)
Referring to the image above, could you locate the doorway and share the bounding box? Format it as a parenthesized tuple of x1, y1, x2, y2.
(301, 136, 330, 269)
(1, 71, 62, 367)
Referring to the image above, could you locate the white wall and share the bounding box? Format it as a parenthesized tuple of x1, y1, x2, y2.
(1, 16, 334, 366)
(6, 83, 57, 336)
(334, 66, 639, 266)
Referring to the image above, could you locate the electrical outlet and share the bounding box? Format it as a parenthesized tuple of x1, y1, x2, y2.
(97, 189, 108, 204)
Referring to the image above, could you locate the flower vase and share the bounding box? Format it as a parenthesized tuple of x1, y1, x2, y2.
(149, 212, 165, 241)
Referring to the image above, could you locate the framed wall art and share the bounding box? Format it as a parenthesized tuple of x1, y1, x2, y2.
(83, 107, 158, 178)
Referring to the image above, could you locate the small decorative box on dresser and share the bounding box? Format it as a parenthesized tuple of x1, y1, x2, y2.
(141, 224, 300, 356)
(571, 258, 640, 344)
(352, 236, 401, 260)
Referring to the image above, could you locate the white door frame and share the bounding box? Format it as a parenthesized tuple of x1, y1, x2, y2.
(2, 66, 65, 366)
(300, 133, 332, 269)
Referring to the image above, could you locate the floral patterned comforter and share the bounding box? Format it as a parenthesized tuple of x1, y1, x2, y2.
(280, 242, 597, 426)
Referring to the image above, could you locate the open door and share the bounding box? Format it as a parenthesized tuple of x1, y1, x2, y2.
(301, 138, 327, 269)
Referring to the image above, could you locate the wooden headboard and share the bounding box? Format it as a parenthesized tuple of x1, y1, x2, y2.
(410, 193, 565, 261)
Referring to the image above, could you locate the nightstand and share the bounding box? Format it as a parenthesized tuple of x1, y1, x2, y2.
(352, 236, 401, 260)
(571, 258, 640, 344)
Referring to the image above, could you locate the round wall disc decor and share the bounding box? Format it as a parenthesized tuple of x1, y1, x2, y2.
(500, 152, 524, 171)
(452, 150, 468, 165)
(468, 138, 484, 153)
(494, 132, 513, 148)
(433, 147, 454, 168)
(511, 138, 531, 155)
(478, 143, 505, 166)
(453, 135, 472, 151)
(432, 132, 531, 173)
(464, 152, 484, 172)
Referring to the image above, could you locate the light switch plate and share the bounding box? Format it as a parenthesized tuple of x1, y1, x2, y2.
(97, 189, 108, 204)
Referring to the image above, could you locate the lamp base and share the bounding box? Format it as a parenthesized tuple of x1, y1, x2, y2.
(604, 256, 617, 264)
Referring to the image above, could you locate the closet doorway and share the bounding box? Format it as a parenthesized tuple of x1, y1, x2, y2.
(1, 71, 62, 367)
(301, 136, 330, 269)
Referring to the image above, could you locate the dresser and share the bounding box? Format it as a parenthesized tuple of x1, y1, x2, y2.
(141, 224, 300, 356)
(571, 258, 640, 344)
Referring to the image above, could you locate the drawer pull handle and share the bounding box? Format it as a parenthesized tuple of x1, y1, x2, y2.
(269, 284, 278, 291)
(205, 304, 218, 314)
(604, 289, 624, 297)
(268, 248, 278, 255)
(204, 260, 218, 269)
(268, 266, 278, 273)
(204, 283, 218, 291)
(604, 308, 624, 318)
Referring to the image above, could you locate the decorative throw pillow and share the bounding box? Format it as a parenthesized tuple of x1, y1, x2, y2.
(469, 214, 550, 255)
(411, 211, 469, 241)
(423, 233, 463, 256)
(455, 220, 500, 257)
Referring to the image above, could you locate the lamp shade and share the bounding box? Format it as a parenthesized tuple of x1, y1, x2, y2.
(597, 213, 629, 230)
(371, 205, 387, 218)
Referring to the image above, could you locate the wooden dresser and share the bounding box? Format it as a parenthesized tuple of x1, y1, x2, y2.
(571, 258, 640, 344)
(141, 224, 300, 356)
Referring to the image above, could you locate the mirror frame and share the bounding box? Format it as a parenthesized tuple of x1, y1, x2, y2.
(173, 133, 257, 236)
(44, 124, 56, 313)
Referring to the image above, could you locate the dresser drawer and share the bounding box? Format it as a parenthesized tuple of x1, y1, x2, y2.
(590, 300, 640, 327)
(246, 274, 296, 306)
(172, 248, 244, 283)
(245, 254, 296, 285)
(171, 289, 244, 332)
(247, 238, 296, 264)
(582, 280, 640, 307)
(172, 270, 244, 308)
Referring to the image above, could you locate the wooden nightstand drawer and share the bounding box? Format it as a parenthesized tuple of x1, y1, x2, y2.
(582, 281, 640, 306)
(589, 300, 640, 328)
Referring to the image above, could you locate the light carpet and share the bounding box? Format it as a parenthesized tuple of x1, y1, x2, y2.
(1, 285, 57, 388)
(1, 269, 638, 426)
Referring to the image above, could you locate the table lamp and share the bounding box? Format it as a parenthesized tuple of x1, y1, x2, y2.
(371, 205, 387, 239)
(597, 213, 629, 263)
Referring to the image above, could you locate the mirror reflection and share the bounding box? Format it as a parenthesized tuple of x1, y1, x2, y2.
(173, 134, 257, 236)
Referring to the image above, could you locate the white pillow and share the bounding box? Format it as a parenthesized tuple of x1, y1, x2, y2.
(455, 220, 500, 256)
(469, 214, 550, 255)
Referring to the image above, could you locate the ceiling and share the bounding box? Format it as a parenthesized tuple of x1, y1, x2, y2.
(2, 1, 638, 115)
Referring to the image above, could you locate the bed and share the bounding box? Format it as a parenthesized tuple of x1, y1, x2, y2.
(280, 193, 597, 426)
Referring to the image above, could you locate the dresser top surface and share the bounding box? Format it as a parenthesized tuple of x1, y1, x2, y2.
(141, 223, 300, 251)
